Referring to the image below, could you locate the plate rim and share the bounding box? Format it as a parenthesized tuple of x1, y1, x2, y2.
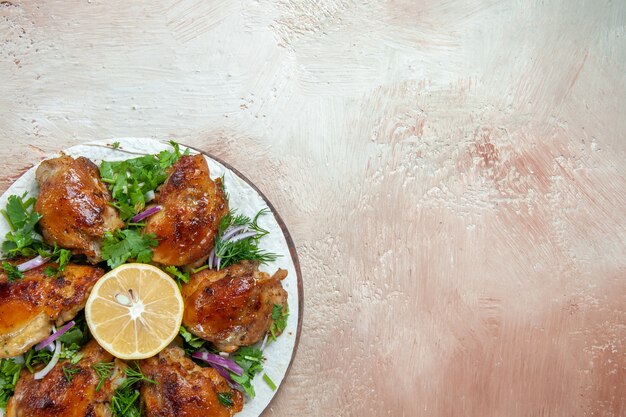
(169, 142, 304, 416)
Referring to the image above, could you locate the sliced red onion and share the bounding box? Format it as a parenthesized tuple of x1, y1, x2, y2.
(260, 332, 269, 351)
(216, 256, 222, 271)
(212, 362, 241, 390)
(144, 190, 156, 202)
(221, 225, 247, 242)
(35, 320, 75, 351)
(191, 351, 244, 376)
(17, 256, 50, 272)
(34, 339, 61, 380)
(131, 205, 162, 223)
(226, 230, 258, 244)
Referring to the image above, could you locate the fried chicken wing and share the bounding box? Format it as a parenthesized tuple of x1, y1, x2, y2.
(0, 261, 104, 358)
(6, 340, 126, 417)
(35, 155, 124, 263)
(140, 345, 243, 417)
(145, 154, 228, 267)
(181, 261, 288, 352)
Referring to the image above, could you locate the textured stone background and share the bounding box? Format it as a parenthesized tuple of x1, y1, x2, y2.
(1, 1, 624, 416)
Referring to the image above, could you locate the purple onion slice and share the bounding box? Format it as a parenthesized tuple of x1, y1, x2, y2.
(131, 205, 162, 223)
(191, 351, 244, 376)
(17, 256, 50, 272)
(35, 320, 75, 351)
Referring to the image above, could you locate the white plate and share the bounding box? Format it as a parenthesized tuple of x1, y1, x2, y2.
(0, 138, 303, 417)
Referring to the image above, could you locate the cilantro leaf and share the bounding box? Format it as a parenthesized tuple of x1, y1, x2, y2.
(100, 141, 187, 221)
(1, 193, 44, 258)
(1, 261, 23, 281)
(101, 229, 158, 269)
(179, 326, 204, 351)
(164, 265, 190, 286)
(269, 304, 289, 341)
(229, 346, 265, 398)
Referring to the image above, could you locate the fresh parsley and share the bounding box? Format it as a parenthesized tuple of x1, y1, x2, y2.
(0, 358, 23, 408)
(1, 261, 23, 281)
(164, 266, 190, 285)
(111, 141, 121, 149)
(24, 347, 53, 372)
(42, 245, 72, 277)
(229, 346, 265, 398)
(217, 392, 234, 407)
(24, 340, 84, 374)
(214, 209, 279, 269)
(23, 314, 88, 374)
(101, 229, 158, 269)
(179, 326, 205, 352)
(269, 304, 289, 341)
(100, 141, 187, 221)
(1, 193, 44, 258)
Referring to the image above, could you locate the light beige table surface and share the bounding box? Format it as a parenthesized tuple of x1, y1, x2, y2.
(1, 1, 625, 416)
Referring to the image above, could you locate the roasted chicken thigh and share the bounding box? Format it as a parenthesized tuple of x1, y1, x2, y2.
(181, 261, 288, 352)
(145, 154, 228, 267)
(6, 340, 126, 417)
(140, 345, 243, 417)
(0, 261, 104, 358)
(35, 155, 124, 263)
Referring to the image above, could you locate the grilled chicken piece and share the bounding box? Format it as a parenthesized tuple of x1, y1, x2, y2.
(181, 261, 288, 352)
(145, 154, 228, 268)
(6, 340, 126, 417)
(140, 345, 243, 417)
(35, 155, 124, 263)
(0, 261, 104, 358)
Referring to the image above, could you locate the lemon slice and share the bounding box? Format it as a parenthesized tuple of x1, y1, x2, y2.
(85, 263, 184, 360)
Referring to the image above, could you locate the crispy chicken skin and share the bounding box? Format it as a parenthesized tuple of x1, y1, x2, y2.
(145, 154, 228, 267)
(35, 155, 124, 263)
(6, 340, 126, 417)
(140, 345, 243, 417)
(181, 261, 288, 352)
(0, 261, 104, 358)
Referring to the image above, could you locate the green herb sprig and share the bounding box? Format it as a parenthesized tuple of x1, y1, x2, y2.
(111, 364, 156, 417)
(269, 304, 289, 341)
(164, 266, 190, 286)
(93, 362, 115, 392)
(101, 229, 158, 269)
(100, 141, 187, 221)
(0, 358, 23, 408)
(229, 346, 265, 398)
(62, 365, 80, 382)
(1, 193, 43, 258)
(214, 209, 279, 269)
(218, 392, 234, 407)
